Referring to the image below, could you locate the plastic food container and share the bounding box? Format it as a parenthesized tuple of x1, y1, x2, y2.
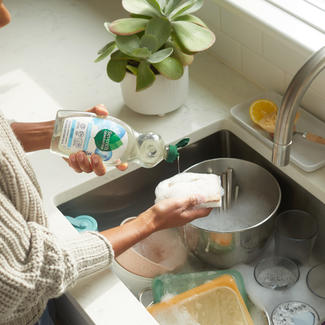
(112, 259, 153, 297)
(115, 217, 188, 278)
(147, 274, 254, 325)
(152, 269, 248, 307)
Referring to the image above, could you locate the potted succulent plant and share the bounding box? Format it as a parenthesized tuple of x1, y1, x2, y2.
(95, 0, 215, 115)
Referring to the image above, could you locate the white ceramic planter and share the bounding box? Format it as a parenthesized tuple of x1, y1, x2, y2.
(121, 66, 189, 116)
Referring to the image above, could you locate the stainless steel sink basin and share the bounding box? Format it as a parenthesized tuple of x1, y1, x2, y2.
(57, 129, 325, 260)
(56, 129, 325, 324)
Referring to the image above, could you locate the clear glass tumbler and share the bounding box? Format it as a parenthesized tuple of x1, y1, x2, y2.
(254, 256, 299, 290)
(274, 209, 318, 265)
(307, 263, 325, 299)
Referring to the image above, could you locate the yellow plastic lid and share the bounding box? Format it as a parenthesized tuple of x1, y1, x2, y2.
(147, 274, 254, 325)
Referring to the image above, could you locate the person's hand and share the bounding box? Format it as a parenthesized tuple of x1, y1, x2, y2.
(141, 196, 212, 232)
(0, 0, 11, 28)
(101, 196, 211, 256)
(66, 104, 128, 176)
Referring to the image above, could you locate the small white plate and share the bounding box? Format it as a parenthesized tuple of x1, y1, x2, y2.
(230, 91, 325, 172)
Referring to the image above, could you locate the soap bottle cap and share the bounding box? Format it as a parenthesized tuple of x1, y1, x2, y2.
(166, 138, 190, 163)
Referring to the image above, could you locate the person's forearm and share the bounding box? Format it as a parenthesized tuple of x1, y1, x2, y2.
(10, 121, 55, 152)
(100, 210, 156, 257)
(100, 197, 211, 256)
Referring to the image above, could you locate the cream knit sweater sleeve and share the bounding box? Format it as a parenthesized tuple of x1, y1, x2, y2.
(0, 115, 115, 325)
(0, 195, 114, 322)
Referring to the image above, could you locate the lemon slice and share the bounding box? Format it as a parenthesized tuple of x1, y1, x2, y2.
(249, 99, 301, 134)
(249, 99, 278, 124)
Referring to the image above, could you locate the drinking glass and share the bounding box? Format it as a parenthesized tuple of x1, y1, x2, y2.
(254, 256, 299, 290)
(274, 210, 318, 264)
(307, 263, 325, 299)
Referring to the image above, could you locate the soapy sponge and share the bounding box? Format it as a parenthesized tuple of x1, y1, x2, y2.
(155, 172, 224, 208)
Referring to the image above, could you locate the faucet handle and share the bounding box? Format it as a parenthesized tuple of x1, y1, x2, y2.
(294, 131, 325, 145)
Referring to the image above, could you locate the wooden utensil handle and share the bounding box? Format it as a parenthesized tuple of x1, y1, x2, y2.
(306, 132, 325, 145)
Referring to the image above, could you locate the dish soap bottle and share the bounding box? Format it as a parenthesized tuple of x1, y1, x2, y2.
(50, 110, 189, 168)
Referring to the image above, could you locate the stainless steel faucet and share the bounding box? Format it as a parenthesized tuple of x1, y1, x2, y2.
(272, 46, 325, 166)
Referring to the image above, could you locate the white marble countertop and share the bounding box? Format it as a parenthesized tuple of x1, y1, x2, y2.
(2, 0, 325, 324)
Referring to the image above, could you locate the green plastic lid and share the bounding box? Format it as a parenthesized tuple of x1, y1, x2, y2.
(166, 138, 190, 163)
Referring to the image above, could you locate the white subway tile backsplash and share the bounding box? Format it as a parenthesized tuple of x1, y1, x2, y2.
(198, 0, 221, 33)
(309, 68, 325, 96)
(211, 30, 242, 73)
(284, 73, 325, 122)
(302, 88, 325, 123)
(202, 4, 325, 122)
(263, 33, 309, 75)
(283, 73, 292, 93)
(284, 59, 325, 101)
(285, 67, 325, 95)
(242, 47, 285, 93)
(220, 8, 262, 54)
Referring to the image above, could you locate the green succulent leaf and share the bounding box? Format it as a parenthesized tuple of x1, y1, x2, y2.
(174, 14, 207, 27)
(145, 17, 171, 51)
(94, 52, 111, 63)
(164, 0, 182, 15)
(136, 61, 156, 91)
(153, 56, 183, 79)
(159, 0, 170, 8)
(97, 41, 116, 55)
(122, 0, 160, 16)
(130, 13, 152, 19)
(109, 18, 148, 35)
(169, 0, 203, 19)
(95, 41, 117, 62)
(116, 35, 141, 56)
(172, 21, 215, 52)
(104, 22, 115, 36)
(169, 40, 194, 65)
(107, 59, 127, 82)
(140, 34, 158, 52)
(148, 47, 173, 63)
(171, 32, 194, 55)
(158, 0, 167, 8)
(111, 50, 134, 61)
(145, 0, 162, 13)
(126, 65, 138, 75)
(131, 47, 152, 58)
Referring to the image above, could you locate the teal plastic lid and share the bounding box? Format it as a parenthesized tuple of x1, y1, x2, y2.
(65, 215, 98, 232)
(166, 138, 190, 163)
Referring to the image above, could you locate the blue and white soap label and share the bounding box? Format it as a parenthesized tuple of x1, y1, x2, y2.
(59, 117, 128, 162)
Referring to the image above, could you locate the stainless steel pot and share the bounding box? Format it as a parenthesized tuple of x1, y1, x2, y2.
(180, 158, 281, 268)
